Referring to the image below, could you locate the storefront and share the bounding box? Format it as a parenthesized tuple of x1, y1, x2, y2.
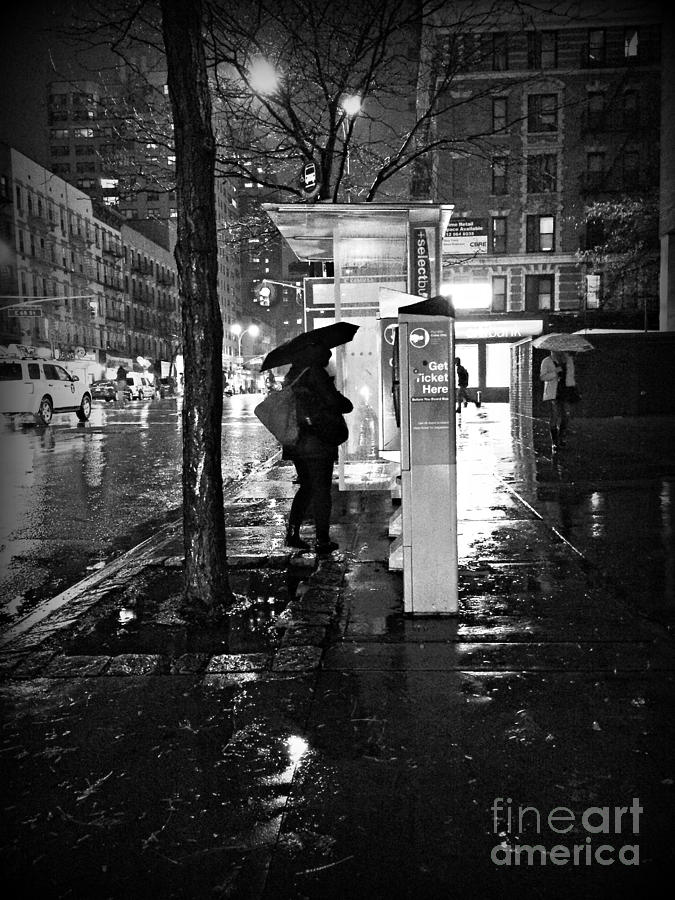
(454, 317, 544, 403)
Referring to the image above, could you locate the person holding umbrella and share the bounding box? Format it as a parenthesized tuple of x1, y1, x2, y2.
(261, 323, 356, 555)
(535, 333, 591, 453)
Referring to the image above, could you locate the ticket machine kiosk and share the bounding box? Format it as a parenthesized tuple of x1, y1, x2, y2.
(397, 296, 458, 614)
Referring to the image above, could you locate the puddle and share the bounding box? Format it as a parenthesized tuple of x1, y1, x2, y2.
(65, 567, 298, 657)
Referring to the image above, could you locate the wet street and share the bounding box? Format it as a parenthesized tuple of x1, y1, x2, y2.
(1, 408, 675, 899)
(0, 393, 277, 626)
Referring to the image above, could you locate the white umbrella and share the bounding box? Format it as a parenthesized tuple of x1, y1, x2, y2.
(532, 333, 595, 353)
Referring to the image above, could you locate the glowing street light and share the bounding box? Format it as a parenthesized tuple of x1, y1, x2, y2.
(231, 323, 260, 360)
(341, 94, 362, 118)
(340, 94, 362, 190)
(247, 56, 280, 95)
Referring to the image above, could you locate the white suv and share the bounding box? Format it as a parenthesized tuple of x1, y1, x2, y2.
(0, 357, 93, 425)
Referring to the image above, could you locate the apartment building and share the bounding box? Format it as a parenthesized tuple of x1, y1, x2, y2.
(416, 0, 664, 401)
(46, 68, 244, 370)
(0, 145, 179, 378)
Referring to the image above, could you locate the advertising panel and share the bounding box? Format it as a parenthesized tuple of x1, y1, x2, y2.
(408, 324, 453, 465)
(443, 218, 488, 255)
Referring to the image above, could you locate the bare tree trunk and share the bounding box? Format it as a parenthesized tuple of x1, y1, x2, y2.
(160, 0, 233, 619)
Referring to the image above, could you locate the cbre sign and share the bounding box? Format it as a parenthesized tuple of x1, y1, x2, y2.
(444, 218, 488, 255)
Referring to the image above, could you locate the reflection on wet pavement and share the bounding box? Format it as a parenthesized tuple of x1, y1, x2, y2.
(0, 395, 278, 625)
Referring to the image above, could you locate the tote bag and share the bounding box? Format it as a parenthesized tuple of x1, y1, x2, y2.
(254, 368, 308, 446)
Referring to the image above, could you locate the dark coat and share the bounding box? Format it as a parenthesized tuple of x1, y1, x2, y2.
(456, 364, 469, 388)
(282, 363, 353, 461)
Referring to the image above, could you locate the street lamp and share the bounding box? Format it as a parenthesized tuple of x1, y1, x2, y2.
(340, 94, 362, 199)
(247, 56, 280, 95)
(231, 323, 260, 360)
(231, 323, 260, 393)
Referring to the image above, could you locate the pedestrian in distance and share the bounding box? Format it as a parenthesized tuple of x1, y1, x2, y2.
(115, 365, 128, 408)
(283, 343, 353, 555)
(455, 357, 478, 414)
(540, 350, 578, 453)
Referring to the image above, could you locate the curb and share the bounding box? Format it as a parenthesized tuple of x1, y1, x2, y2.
(0, 449, 284, 652)
(0, 553, 347, 683)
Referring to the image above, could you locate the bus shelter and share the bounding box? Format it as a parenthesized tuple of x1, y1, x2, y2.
(263, 202, 453, 490)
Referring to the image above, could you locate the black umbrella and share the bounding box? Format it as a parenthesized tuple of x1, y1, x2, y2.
(261, 321, 359, 370)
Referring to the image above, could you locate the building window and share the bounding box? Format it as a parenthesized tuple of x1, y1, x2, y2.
(492, 98, 507, 132)
(583, 218, 605, 251)
(525, 274, 554, 310)
(492, 158, 507, 194)
(585, 273, 602, 308)
(491, 275, 507, 312)
(624, 27, 639, 60)
(623, 90, 638, 125)
(526, 215, 555, 252)
(585, 152, 606, 190)
(51, 128, 69, 140)
(491, 217, 507, 253)
(585, 91, 604, 130)
(492, 33, 508, 70)
(587, 29, 605, 66)
(527, 154, 557, 193)
(73, 128, 94, 139)
(15, 185, 22, 209)
(50, 146, 70, 157)
(527, 94, 557, 132)
(623, 150, 640, 189)
(528, 31, 557, 69)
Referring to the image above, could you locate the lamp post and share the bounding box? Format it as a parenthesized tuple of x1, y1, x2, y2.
(340, 94, 361, 199)
(231, 323, 260, 392)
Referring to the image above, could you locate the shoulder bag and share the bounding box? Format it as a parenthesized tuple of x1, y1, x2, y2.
(254, 368, 308, 446)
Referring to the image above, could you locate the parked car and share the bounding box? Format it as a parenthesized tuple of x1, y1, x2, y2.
(91, 379, 131, 403)
(125, 372, 154, 400)
(0, 357, 92, 425)
(159, 376, 177, 398)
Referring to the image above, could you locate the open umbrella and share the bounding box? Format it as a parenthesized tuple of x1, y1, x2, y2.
(532, 333, 595, 353)
(261, 321, 359, 370)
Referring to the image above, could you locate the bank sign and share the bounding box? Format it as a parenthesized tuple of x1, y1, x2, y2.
(444, 219, 488, 255)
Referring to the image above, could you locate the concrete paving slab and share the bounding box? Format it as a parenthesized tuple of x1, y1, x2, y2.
(264, 667, 674, 899)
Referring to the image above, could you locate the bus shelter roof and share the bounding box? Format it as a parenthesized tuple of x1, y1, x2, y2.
(263, 202, 454, 261)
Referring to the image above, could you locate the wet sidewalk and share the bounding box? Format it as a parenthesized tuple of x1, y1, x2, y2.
(1, 406, 674, 899)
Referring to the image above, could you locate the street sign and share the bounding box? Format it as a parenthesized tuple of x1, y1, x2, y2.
(299, 160, 321, 199)
(6, 307, 42, 317)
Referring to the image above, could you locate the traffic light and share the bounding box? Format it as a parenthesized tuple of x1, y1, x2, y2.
(254, 280, 276, 306)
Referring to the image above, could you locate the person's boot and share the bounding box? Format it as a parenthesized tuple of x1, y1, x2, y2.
(316, 535, 339, 555)
(285, 522, 310, 550)
(550, 425, 559, 453)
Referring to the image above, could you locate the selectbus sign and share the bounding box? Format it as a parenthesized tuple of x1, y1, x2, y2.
(412, 228, 432, 297)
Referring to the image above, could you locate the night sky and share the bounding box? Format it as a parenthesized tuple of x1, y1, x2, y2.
(0, 1, 92, 166)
